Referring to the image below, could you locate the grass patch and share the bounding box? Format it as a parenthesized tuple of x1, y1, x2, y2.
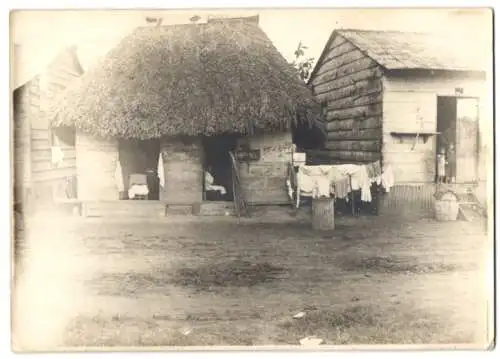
(86, 271, 173, 296)
(339, 255, 466, 274)
(171, 259, 287, 290)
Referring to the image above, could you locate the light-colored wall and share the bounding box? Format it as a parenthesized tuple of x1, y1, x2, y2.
(382, 72, 488, 184)
(237, 131, 293, 205)
(76, 131, 119, 201)
(160, 137, 203, 205)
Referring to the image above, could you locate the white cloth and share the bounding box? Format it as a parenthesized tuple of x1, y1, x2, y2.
(114, 160, 124, 192)
(293, 162, 391, 208)
(286, 179, 293, 200)
(296, 166, 334, 208)
(328, 164, 372, 203)
(128, 184, 149, 199)
(381, 165, 395, 193)
(50, 146, 64, 166)
(350, 165, 372, 203)
(205, 171, 227, 195)
(158, 153, 165, 189)
(293, 152, 306, 166)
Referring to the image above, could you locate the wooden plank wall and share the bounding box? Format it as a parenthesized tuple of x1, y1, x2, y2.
(76, 131, 119, 201)
(382, 71, 487, 184)
(309, 34, 384, 164)
(14, 48, 82, 206)
(236, 132, 293, 205)
(161, 137, 204, 205)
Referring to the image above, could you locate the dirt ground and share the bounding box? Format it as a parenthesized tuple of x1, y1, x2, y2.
(12, 212, 492, 350)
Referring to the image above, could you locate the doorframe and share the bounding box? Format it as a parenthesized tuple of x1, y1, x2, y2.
(435, 95, 480, 185)
(201, 135, 239, 202)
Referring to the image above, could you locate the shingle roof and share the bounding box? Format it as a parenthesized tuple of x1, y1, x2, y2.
(337, 29, 486, 72)
(308, 29, 487, 81)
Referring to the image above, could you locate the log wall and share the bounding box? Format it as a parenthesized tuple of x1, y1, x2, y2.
(309, 33, 384, 164)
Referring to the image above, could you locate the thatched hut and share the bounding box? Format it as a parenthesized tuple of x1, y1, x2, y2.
(49, 16, 322, 214)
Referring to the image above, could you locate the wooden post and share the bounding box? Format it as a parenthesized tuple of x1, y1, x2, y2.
(348, 175, 355, 216)
(312, 197, 335, 230)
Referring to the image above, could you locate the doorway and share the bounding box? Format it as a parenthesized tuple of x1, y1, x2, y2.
(118, 139, 161, 200)
(202, 135, 238, 202)
(436, 96, 479, 184)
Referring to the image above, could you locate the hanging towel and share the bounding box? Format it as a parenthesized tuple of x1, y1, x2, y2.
(51, 146, 64, 167)
(295, 166, 334, 207)
(333, 176, 351, 200)
(381, 165, 395, 193)
(157, 153, 165, 189)
(114, 160, 124, 192)
(366, 160, 382, 179)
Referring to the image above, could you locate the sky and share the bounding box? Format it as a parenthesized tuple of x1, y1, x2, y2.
(11, 8, 492, 85)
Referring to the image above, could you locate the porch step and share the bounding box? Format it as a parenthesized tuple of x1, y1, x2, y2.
(198, 201, 235, 216)
(82, 201, 166, 218)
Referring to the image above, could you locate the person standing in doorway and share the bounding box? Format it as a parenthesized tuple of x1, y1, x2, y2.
(436, 148, 446, 184)
(446, 144, 456, 183)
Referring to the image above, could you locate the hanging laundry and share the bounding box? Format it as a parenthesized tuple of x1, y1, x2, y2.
(333, 176, 351, 200)
(114, 160, 124, 192)
(295, 165, 334, 208)
(381, 164, 395, 192)
(286, 179, 294, 200)
(366, 160, 382, 179)
(157, 152, 165, 189)
(50, 146, 64, 167)
(349, 165, 372, 203)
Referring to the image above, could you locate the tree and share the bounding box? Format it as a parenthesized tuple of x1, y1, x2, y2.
(292, 41, 315, 83)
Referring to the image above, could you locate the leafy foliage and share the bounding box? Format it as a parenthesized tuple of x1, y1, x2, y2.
(292, 41, 315, 83)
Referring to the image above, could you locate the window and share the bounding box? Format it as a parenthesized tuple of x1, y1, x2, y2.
(51, 126, 76, 147)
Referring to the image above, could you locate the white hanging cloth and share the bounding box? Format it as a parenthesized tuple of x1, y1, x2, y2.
(157, 152, 165, 189)
(50, 146, 64, 167)
(114, 160, 124, 192)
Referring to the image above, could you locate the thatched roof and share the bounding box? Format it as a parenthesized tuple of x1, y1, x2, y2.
(50, 19, 321, 139)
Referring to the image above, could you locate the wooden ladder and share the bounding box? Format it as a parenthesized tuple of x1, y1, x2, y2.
(229, 151, 249, 218)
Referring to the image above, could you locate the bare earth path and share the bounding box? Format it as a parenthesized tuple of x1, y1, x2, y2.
(12, 213, 492, 350)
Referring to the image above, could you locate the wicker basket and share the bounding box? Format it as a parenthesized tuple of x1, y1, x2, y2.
(433, 190, 459, 221)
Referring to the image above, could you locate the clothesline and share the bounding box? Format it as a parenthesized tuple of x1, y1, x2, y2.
(286, 160, 395, 209)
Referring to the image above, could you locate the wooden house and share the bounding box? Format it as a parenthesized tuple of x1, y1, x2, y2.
(307, 29, 491, 216)
(48, 16, 322, 217)
(13, 45, 84, 212)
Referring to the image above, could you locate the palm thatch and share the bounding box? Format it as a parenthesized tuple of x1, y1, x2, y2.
(50, 19, 321, 139)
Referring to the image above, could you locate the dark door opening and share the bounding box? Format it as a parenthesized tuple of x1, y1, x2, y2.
(203, 135, 238, 202)
(436, 96, 479, 184)
(118, 139, 161, 200)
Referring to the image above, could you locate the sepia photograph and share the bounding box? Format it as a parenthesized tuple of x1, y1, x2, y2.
(9, 6, 494, 352)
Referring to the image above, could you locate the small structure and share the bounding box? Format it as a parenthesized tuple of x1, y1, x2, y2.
(48, 17, 322, 216)
(307, 29, 490, 216)
(12, 45, 84, 212)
